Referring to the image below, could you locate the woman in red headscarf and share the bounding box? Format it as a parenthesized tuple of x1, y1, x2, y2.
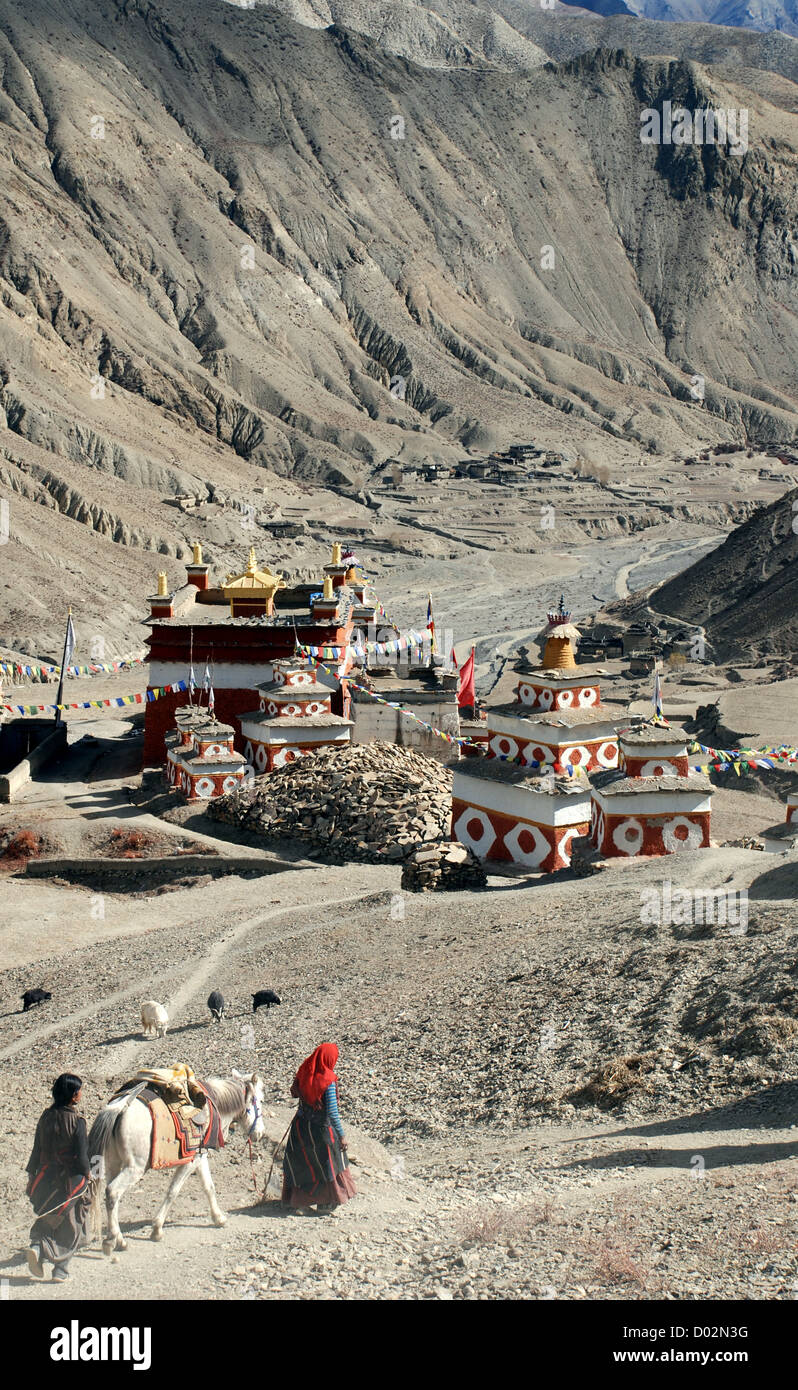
(281, 1043, 357, 1214)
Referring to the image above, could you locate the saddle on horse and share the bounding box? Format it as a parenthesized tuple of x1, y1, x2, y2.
(112, 1064, 224, 1170)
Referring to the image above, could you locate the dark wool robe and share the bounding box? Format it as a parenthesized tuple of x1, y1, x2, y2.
(281, 1080, 356, 1209)
(26, 1105, 92, 1264)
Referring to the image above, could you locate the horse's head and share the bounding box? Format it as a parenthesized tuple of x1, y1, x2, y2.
(231, 1070, 266, 1144)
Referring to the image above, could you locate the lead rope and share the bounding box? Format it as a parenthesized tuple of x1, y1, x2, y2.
(256, 1117, 293, 1204)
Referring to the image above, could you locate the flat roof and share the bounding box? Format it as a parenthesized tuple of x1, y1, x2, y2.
(620, 724, 688, 746)
(489, 703, 629, 727)
(238, 711, 353, 729)
(592, 771, 714, 795)
(451, 758, 588, 793)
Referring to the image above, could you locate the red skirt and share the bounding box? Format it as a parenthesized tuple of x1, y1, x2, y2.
(281, 1103, 356, 1209)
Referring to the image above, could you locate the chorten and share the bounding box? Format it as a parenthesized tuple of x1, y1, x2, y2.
(323, 542, 350, 591)
(514, 598, 602, 713)
(165, 713, 248, 800)
(541, 596, 580, 669)
(238, 658, 353, 772)
(617, 723, 690, 778)
(186, 541, 210, 592)
(451, 761, 593, 871)
(588, 721, 713, 858)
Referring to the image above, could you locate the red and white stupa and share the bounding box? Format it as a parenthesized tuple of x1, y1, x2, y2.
(786, 795, 798, 824)
(617, 722, 691, 778)
(449, 601, 627, 871)
(238, 658, 353, 773)
(514, 597, 601, 713)
(588, 722, 713, 857)
(485, 599, 622, 774)
(451, 761, 593, 872)
(165, 708, 249, 800)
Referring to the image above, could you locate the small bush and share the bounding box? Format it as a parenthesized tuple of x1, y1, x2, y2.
(569, 1052, 659, 1109)
(591, 1240, 650, 1288)
(458, 1200, 553, 1247)
(1, 829, 42, 863)
(109, 829, 150, 856)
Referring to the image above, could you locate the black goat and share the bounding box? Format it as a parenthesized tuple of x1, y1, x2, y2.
(207, 990, 225, 1023)
(22, 989, 51, 1013)
(252, 990, 281, 1013)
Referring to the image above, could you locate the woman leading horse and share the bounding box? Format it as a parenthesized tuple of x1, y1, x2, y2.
(282, 1043, 356, 1215)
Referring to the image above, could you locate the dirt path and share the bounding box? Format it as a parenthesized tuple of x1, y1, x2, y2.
(5, 1104, 797, 1302)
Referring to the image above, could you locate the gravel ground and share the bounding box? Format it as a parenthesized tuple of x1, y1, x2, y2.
(1, 840, 796, 1301)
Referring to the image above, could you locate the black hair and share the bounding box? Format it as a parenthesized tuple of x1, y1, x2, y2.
(51, 1074, 82, 1107)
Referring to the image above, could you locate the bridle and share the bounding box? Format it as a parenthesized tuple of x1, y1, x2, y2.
(244, 1082, 263, 1139)
(243, 1081, 264, 1193)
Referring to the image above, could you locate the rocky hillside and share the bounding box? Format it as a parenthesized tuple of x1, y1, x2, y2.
(0, 0, 796, 653)
(650, 486, 798, 660)
(245, 2, 798, 70)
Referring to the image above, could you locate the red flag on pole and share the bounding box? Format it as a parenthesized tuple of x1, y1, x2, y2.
(457, 647, 475, 708)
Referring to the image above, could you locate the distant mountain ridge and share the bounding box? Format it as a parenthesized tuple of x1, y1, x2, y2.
(235, 1, 798, 68)
(0, 0, 796, 654)
(561, 0, 798, 39)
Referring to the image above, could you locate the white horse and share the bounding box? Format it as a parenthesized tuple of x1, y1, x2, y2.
(88, 1071, 266, 1252)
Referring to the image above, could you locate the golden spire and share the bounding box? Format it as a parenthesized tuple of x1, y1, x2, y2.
(331, 542, 342, 566)
(192, 541, 203, 565)
(246, 547, 257, 576)
(157, 571, 168, 597)
(323, 574, 334, 600)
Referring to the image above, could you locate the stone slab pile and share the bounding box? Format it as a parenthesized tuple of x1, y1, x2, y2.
(401, 841, 488, 893)
(208, 741, 452, 864)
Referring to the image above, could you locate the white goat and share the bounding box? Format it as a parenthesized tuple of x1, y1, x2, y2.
(140, 1000, 169, 1038)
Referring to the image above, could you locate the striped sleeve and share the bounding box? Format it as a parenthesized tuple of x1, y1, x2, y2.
(324, 1082, 345, 1139)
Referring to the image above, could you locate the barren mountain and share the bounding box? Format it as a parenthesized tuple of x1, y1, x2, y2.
(650, 485, 798, 660)
(253, 0, 798, 78)
(561, 0, 798, 40)
(0, 0, 796, 654)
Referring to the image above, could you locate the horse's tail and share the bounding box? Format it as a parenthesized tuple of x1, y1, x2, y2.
(88, 1084, 148, 1242)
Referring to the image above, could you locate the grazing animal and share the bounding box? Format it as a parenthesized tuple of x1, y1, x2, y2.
(140, 1000, 169, 1038)
(207, 991, 225, 1023)
(21, 988, 51, 1013)
(252, 990, 281, 1013)
(88, 1070, 266, 1251)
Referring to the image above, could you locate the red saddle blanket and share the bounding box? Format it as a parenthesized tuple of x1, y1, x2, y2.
(143, 1084, 224, 1170)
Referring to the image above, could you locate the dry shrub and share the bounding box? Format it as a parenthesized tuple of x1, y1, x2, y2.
(569, 1052, 659, 1109)
(731, 1012, 798, 1058)
(459, 1200, 552, 1247)
(745, 1226, 792, 1255)
(591, 1239, 650, 1288)
(0, 829, 42, 867)
(109, 828, 150, 857)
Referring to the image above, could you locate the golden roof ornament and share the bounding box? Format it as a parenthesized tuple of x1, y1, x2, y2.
(222, 551, 286, 613)
(157, 571, 168, 597)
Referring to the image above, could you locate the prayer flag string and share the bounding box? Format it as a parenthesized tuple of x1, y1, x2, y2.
(1, 680, 187, 715)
